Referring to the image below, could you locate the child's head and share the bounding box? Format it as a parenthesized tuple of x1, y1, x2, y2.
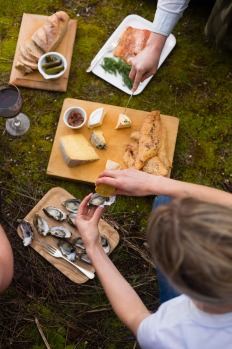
(147, 197, 232, 306)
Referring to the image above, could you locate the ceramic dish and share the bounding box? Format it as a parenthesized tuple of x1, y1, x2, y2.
(38, 52, 67, 80)
(87, 14, 176, 95)
(63, 106, 87, 129)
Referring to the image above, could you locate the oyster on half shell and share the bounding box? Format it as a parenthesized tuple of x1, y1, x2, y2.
(88, 193, 116, 207)
(33, 213, 49, 236)
(43, 206, 67, 221)
(48, 226, 72, 238)
(18, 219, 34, 246)
(62, 199, 81, 213)
(67, 213, 77, 228)
(58, 240, 76, 261)
(73, 236, 86, 250)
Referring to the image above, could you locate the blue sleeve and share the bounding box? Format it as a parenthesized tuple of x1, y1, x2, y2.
(152, 0, 191, 36)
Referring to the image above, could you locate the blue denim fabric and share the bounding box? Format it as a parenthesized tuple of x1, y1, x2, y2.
(152, 195, 180, 304)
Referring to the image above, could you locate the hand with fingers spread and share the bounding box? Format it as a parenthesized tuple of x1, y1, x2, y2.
(75, 194, 105, 252)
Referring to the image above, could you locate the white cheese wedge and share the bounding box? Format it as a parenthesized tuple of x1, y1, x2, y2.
(90, 130, 107, 149)
(59, 134, 99, 167)
(115, 114, 132, 129)
(105, 159, 120, 170)
(88, 108, 106, 129)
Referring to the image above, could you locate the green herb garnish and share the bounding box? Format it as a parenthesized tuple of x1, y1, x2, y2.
(101, 57, 133, 90)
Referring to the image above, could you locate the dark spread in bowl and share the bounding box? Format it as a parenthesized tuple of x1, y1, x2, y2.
(67, 111, 85, 127)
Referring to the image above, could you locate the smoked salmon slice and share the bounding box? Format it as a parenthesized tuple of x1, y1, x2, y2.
(114, 26, 151, 63)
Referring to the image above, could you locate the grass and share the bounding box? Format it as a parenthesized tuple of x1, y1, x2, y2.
(0, 0, 231, 348)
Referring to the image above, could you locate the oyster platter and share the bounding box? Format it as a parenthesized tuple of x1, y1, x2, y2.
(17, 187, 120, 284)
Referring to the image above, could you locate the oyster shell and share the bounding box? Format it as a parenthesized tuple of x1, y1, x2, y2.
(73, 235, 110, 254)
(73, 236, 86, 250)
(62, 199, 81, 213)
(48, 226, 72, 238)
(88, 193, 116, 207)
(58, 240, 76, 261)
(67, 213, 77, 228)
(43, 206, 67, 221)
(101, 236, 110, 254)
(33, 213, 49, 236)
(79, 252, 91, 264)
(18, 219, 34, 246)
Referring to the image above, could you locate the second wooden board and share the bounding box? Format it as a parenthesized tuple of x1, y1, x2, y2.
(9, 13, 77, 92)
(47, 98, 179, 184)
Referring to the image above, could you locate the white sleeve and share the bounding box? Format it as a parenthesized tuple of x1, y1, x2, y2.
(152, 0, 191, 36)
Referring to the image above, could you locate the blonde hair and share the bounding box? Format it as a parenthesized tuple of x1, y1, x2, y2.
(147, 197, 232, 305)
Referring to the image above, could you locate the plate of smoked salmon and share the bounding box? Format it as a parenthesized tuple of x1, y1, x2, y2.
(87, 15, 176, 95)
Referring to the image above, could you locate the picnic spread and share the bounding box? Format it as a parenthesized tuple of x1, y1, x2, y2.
(11, 10, 179, 284)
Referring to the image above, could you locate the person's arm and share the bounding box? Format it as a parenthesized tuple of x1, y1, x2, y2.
(96, 168, 232, 207)
(0, 225, 14, 292)
(75, 194, 151, 335)
(130, 0, 190, 92)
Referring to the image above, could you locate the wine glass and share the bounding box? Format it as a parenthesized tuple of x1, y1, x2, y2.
(0, 83, 30, 136)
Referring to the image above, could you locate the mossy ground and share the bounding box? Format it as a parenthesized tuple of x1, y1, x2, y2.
(0, 0, 231, 348)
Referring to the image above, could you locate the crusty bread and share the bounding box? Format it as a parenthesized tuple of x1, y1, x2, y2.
(142, 156, 169, 176)
(22, 40, 44, 61)
(32, 11, 69, 52)
(15, 11, 69, 75)
(135, 110, 162, 169)
(15, 56, 33, 74)
(157, 125, 170, 170)
(123, 140, 139, 168)
(18, 53, 38, 70)
(123, 110, 170, 176)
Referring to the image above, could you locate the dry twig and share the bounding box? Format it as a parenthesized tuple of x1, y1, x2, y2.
(34, 317, 51, 349)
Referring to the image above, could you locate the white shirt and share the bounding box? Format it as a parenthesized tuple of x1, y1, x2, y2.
(137, 295, 232, 349)
(152, 0, 191, 36)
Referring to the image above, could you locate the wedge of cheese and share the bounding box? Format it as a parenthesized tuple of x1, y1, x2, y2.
(90, 130, 107, 149)
(59, 134, 99, 167)
(115, 114, 131, 129)
(88, 108, 106, 129)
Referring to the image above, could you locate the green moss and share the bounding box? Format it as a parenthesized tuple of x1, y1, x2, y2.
(0, 1, 232, 348)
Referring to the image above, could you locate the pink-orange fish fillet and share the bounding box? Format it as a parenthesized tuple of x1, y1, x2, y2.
(114, 26, 151, 63)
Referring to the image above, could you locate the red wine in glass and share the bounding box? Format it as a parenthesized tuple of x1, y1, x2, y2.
(0, 83, 30, 136)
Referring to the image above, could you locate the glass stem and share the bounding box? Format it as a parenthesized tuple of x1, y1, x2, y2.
(13, 115, 21, 128)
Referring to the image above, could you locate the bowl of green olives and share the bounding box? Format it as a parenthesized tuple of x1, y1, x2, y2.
(38, 52, 67, 80)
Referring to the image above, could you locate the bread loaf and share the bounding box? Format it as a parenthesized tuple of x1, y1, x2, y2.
(32, 11, 69, 52)
(16, 11, 69, 75)
(123, 110, 170, 176)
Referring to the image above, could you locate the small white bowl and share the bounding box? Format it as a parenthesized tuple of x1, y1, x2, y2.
(63, 107, 87, 129)
(38, 52, 67, 80)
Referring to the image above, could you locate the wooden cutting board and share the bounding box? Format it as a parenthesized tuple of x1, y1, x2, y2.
(47, 98, 179, 184)
(17, 187, 120, 284)
(9, 13, 77, 92)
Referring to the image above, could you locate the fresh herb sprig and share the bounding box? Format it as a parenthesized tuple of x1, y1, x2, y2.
(101, 57, 133, 90)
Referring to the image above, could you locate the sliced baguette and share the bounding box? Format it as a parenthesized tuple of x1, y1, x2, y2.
(15, 56, 33, 74)
(22, 40, 44, 61)
(17, 54, 38, 70)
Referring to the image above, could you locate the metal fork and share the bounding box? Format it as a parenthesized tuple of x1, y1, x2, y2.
(86, 40, 118, 73)
(40, 241, 95, 279)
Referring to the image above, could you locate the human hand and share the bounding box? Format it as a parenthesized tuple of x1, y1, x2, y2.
(96, 168, 161, 197)
(129, 33, 167, 92)
(75, 194, 105, 251)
